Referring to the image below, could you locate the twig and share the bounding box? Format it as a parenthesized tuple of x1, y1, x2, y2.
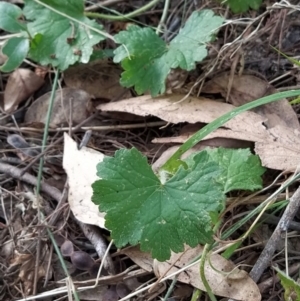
(249, 185, 300, 282)
(0, 163, 116, 288)
(258, 263, 300, 293)
(78, 222, 115, 274)
(0, 121, 166, 133)
(0, 162, 61, 201)
(18, 112, 99, 176)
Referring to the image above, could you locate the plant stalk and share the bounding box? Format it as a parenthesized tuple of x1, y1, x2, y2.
(85, 0, 160, 21)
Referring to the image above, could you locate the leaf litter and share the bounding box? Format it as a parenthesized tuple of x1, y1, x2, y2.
(2, 1, 300, 301)
(98, 91, 300, 171)
(4, 68, 44, 113)
(154, 245, 261, 301)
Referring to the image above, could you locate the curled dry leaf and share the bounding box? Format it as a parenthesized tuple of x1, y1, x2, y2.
(153, 245, 261, 301)
(63, 133, 106, 228)
(4, 68, 44, 113)
(25, 88, 92, 127)
(152, 124, 252, 171)
(98, 94, 300, 171)
(203, 73, 299, 130)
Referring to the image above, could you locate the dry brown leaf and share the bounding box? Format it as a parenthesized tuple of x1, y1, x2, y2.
(63, 133, 106, 229)
(11, 247, 50, 296)
(120, 246, 153, 272)
(97, 94, 267, 138)
(203, 73, 299, 129)
(64, 59, 131, 100)
(156, 126, 300, 172)
(4, 68, 44, 113)
(154, 245, 261, 301)
(98, 94, 300, 171)
(153, 123, 252, 149)
(25, 88, 92, 126)
(255, 125, 300, 171)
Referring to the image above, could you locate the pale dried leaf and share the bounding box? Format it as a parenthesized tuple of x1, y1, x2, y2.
(63, 133, 106, 228)
(4, 68, 44, 113)
(203, 73, 299, 129)
(25, 88, 92, 126)
(154, 245, 261, 301)
(255, 125, 300, 171)
(98, 94, 300, 171)
(97, 95, 267, 138)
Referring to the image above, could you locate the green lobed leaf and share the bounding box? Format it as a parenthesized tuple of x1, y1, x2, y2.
(205, 148, 265, 193)
(92, 148, 225, 261)
(23, 0, 106, 70)
(113, 10, 224, 96)
(0, 2, 27, 33)
(275, 267, 300, 301)
(0, 37, 30, 72)
(114, 25, 168, 96)
(220, 0, 262, 13)
(168, 10, 223, 70)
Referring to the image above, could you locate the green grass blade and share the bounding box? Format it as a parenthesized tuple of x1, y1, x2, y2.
(161, 90, 300, 173)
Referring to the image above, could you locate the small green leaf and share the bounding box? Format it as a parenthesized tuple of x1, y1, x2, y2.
(90, 49, 114, 61)
(23, 0, 106, 70)
(92, 148, 225, 261)
(114, 25, 168, 96)
(114, 10, 224, 96)
(168, 10, 223, 70)
(0, 2, 27, 33)
(0, 37, 29, 72)
(275, 267, 300, 301)
(205, 148, 265, 193)
(219, 0, 262, 13)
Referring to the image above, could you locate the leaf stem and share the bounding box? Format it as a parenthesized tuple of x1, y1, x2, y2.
(34, 70, 80, 301)
(156, 0, 170, 34)
(199, 244, 217, 301)
(35, 69, 59, 195)
(45, 214, 81, 301)
(85, 0, 160, 21)
(198, 219, 223, 300)
(161, 89, 300, 172)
